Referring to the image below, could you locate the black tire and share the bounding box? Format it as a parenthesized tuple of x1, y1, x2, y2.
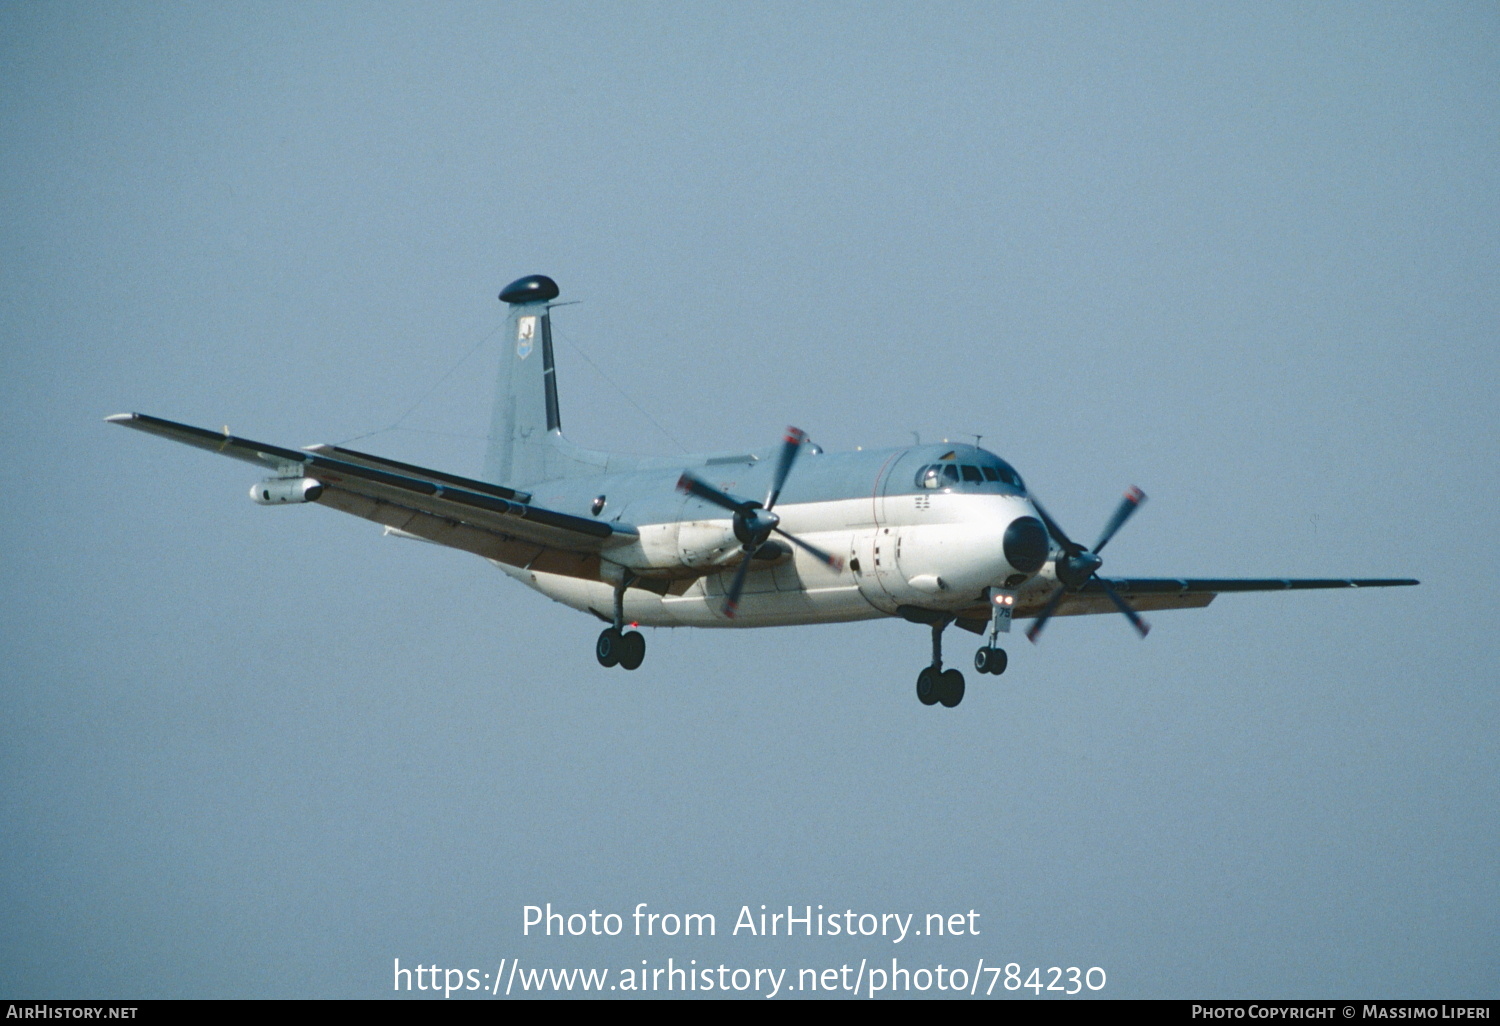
(595, 628, 622, 667)
(974, 648, 991, 674)
(916, 667, 940, 706)
(619, 630, 646, 671)
(938, 668, 965, 707)
(987, 647, 1008, 676)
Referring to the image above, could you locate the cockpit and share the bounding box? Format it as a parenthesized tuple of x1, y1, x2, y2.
(914, 459, 1025, 494)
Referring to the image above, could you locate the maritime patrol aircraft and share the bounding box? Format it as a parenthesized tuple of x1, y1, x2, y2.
(109, 274, 1417, 708)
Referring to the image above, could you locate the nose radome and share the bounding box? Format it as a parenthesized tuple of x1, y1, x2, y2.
(1004, 516, 1048, 575)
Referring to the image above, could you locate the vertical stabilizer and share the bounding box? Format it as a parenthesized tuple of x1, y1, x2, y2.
(484, 274, 570, 485)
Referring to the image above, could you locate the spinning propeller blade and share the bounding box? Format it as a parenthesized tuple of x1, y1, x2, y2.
(676, 473, 749, 515)
(1026, 486, 1150, 643)
(765, 427, 805, 511)
(773, 527, 844, 570)
(677, 426, 841, 617)
(722, 551, 755, 619)
(1093, 485, 1145, 555)
(1024, 586, 1069, 643)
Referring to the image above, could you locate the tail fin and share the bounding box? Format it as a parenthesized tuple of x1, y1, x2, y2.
(483, 274, 583, 486)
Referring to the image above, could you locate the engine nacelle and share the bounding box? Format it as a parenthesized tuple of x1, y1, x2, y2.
(676, 520, 741, 568)
(251, 477, 323, 505)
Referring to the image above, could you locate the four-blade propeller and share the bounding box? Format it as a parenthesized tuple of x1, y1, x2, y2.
(1026, 486, 1151, 643)
(677, 427, 844, 618)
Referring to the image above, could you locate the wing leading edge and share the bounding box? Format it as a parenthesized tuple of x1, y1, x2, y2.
(107, 412, 636, 577)
(953, 576, 1416, 633)
(1042, 576, 1417, 620)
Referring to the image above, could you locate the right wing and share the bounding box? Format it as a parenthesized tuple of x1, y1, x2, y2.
(107, 412, 636, 579)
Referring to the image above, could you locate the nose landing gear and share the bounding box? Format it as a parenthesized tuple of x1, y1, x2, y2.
(972, 586, 1013, 677)
(974, 646, 1007, 675)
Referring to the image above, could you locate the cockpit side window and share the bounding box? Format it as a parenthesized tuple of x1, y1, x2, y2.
(941, 464, 959, 486)
(915, 465, 942, 489)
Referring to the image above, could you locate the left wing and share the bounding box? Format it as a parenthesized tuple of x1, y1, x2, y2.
(955, 575, 1417, 633)
(107, 412, 636, 578)
(1054, 576, 1418, 617)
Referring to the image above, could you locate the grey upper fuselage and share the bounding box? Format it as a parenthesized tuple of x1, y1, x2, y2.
(518, 439, 1029, 530)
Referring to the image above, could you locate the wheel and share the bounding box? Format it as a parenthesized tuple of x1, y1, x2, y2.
(974, 648, 991, 674)
(595, 627, 622, 667)
(985, 647, 1008, 675)
(619, 630, 646, 670)
(938, 668, 965, 707)
(916, 667, 940, 706)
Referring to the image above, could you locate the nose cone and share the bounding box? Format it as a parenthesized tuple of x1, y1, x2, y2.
(1004, 516, 1048, 574)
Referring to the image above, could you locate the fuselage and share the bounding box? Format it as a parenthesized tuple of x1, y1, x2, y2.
(494, 441, 1052, 628)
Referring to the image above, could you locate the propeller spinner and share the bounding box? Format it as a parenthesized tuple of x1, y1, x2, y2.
(1026, 486, 1150, 643)
(677, 427, 844, 618)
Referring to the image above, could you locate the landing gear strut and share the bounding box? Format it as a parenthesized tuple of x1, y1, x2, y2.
(597, 575, 645, 671)
(916, 618, 964, 708)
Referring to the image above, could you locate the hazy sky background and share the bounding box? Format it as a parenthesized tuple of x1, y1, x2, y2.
(2, 2, 1495, 999)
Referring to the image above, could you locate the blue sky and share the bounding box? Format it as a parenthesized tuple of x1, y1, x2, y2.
(2, 2, 1496, 999)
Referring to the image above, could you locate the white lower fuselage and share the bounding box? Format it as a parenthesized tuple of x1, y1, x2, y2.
(495, 491, 1040, 628)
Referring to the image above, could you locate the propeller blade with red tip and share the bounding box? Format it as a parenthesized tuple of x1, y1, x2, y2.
(722, 550, 755, 619)
(773, 527, 844, 570)
(764, 427, 806, 511)
(1096, 578, 1151, 638)
(1026, 586, 1068, 643)
(1093, 486, 1145, 555)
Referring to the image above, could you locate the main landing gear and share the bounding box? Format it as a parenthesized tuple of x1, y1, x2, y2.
(916, 619, 966, 708)
(596, 627, 644, 670)
(597, 575, 645, 671)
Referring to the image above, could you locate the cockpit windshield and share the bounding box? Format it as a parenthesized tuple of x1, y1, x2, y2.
(914, 460, 1024, 493)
